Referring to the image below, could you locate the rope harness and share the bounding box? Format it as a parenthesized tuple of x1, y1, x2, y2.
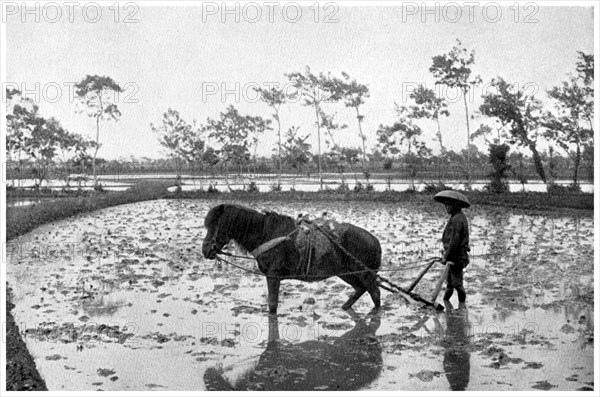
(213, 218, 442, 286)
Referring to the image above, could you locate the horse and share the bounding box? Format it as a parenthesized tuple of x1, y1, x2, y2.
(202, 203, 381, 314)
(203, 310, 382, 391)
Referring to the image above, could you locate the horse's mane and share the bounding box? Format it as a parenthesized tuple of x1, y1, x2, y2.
(212, 204, 295, 244)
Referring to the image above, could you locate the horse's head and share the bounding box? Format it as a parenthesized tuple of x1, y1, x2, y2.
(202, 204, 229, 259)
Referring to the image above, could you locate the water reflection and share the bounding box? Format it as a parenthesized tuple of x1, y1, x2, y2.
(442, 301, 471, 391)
(203, 310, 382, 391)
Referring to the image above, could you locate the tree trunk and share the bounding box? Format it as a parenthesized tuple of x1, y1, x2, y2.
(435, 117, 444, 154)
(93, 115, 100, 187)
(355, 106, 368, 180)
(462, 90, 471, 184)
(528, 141, 547, 184)
(573, 143, 581, 188)
(276, 110, 282, 187)
(314, 104, 322, 190)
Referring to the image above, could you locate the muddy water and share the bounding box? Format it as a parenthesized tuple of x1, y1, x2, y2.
(6, 199, 594, 391)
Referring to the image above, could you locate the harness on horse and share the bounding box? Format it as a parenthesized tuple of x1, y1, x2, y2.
(251, 214, 341, 279)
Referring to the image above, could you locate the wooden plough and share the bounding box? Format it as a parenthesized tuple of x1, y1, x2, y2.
(311, 221, 452, 311)
(377, 260, 452, 311)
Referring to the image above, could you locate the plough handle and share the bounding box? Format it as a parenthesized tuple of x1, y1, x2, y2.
(430, 261, 453, 304)
(407, 259, 440, 292)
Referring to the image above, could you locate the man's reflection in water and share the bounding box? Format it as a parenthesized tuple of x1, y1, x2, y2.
(203, 309, 383, 391)
(442, 301, 471, 391)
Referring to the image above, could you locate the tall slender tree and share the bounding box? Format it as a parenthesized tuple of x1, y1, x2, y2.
(75, 75, 123, 187)
(254, 86, 288, 186)
(408, 85, 449, 154)
(430, 39, 481, 184)
(336, 72, 370, 175)
(286, 67, 340, 189)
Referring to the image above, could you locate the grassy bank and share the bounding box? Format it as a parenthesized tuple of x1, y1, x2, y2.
(178, 189, 593, 211)
(4, 182, 593, 390)
(6, 181, 176, 241)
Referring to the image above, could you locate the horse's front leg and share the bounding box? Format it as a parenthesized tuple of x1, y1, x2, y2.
(266, 277, 281, 314)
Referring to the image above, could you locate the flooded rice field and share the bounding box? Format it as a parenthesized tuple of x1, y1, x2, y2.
(6, 199, 595, 391)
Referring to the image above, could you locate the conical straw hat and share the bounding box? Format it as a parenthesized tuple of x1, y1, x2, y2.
(433, 190, 471, 208)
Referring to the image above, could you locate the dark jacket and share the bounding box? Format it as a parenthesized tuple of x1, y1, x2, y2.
(442, 210, 470, 266)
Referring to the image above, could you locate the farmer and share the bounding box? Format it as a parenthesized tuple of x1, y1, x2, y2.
(434, 190, 470, 303)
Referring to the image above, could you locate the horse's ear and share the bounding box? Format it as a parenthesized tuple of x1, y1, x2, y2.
(206, 204, 226, 226)
(214, 204, 226, 218)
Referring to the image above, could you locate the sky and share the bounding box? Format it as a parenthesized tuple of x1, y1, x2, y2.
(4, 2, 596, 160)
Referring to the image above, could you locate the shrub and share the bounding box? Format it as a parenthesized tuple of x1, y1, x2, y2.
(337, 182, 350, 192)
(270, 184, 282, 192)
(547, 183, 581, 195)
(93, 183, 105, 193)
(246, 181, 259, 193)
(207, 184, 219, 193)
(487, 143, 511, 193)
(422, 182, 448, 194)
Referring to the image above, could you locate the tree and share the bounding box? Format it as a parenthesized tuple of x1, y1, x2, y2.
(58, 131, 97, 188)
(286, 66, 342, 189)
(254, 86, 288, 186)
(25, 115, 85, 187)
(207, 105, 271, 176)
(319, 109, 347, 148)
(480, 77, 547, 184)
(281, 126, 312, 174)
(409, 85, 449, 154)
(151, 108, 208, 188)
(543, 52, 594, 189)
(336, 72, 370, 174)
(6, 89, 34, 186)
(75, 75, 123, 187)
(376, 104, 430, 188)
(430, 39, 481, 183)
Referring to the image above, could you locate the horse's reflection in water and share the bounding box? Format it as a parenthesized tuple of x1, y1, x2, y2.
(442, 301, 471, 391)
(204, 310, 382, 391)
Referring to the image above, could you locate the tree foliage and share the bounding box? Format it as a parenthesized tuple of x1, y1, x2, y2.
(408, 85, 449, 153)
(281, 126, 311, 173)
(480, 77, 547, 183)
(376, 104, 430, 159)
(207, 105, 271, 168)
(6, 89, 95, 186)
(487, 143, 511, 193)
(543, 52, 594, 188)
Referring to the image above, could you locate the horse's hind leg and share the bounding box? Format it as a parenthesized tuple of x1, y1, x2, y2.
(339, 275, 367, 310)
(364, 272, 381, 309)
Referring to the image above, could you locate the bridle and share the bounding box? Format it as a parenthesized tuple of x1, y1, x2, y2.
(207, 223, 229, 257)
